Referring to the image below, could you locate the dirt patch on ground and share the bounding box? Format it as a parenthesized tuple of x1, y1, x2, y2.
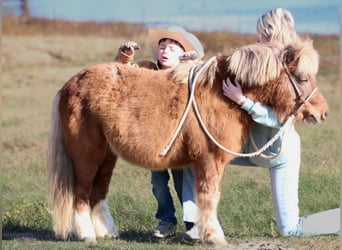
(223, 241, 296, 250)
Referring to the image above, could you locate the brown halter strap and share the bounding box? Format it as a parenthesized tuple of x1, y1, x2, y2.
(282, 63, 318, 116)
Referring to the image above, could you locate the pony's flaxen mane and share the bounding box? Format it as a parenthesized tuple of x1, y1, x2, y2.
(170, 59, 218, 86)
(227, 42, 283, 87)
(170, 42, 284, 88)
(286, 39, 319, 75)
(170, 40, 319, 89)
(170, 63, 194, 84)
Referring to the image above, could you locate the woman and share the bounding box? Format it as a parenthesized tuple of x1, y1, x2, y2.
(115, 26, 204, 239)
(222, 7, 339, 236)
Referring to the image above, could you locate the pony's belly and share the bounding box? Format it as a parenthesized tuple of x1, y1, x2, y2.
(107, 141, 175, 170)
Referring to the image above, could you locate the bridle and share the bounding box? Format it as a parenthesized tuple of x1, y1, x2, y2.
(284, 64, 304, 101)
(248, 63, 318, 160)
(282, 63, 318, 117)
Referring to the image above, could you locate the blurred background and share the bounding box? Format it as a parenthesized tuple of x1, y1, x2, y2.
(2, 0, 341, 34)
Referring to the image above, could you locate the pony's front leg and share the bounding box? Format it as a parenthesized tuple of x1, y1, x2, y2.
(73, 201, 97, 243)
(194, 161, 226, 246)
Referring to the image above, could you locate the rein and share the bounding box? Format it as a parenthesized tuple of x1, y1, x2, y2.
(160, 57, 318, 158)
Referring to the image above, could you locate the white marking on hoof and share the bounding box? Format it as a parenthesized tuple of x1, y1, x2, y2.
(197, 213, 226, 246)
(84, 237, 97, 243)
(74, 209, 97, 241)
(92, 199, 119, 239)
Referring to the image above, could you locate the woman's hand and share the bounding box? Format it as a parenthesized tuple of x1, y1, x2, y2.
(222, 78, 247, 105)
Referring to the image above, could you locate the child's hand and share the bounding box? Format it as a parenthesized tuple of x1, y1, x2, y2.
(119, 41, 140, 55)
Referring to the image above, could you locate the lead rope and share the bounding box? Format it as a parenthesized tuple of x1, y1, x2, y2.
(192, 89, 292, 158)
(249, 129, 283, 160)
(160, 57, 216, 156)
(160, 57, 318, 158)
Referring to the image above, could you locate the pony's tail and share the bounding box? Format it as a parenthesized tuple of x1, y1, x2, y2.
(48, 91, 74, 240)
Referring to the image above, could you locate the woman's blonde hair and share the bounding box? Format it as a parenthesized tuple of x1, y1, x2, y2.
(256, 8, 301, 45)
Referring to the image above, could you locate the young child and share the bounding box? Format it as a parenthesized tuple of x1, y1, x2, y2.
(115, 26, 204, 239)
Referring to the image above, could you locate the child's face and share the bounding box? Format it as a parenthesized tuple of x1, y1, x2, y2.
(157, 39, 185, 69)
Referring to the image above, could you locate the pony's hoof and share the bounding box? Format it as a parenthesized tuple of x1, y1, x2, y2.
(213, 238, 227, 247)
(200, 226, 227, 246)
(95, 230, 120, 240)
(205, 235, 227, 247)
(83, 237, 97, 243)
(105, 233, 119, 240)
(202, 238, 228, 248)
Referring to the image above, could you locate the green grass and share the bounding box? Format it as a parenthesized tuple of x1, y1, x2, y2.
(2, 17, 340, 250)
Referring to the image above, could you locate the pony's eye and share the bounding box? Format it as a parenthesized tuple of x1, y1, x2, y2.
(299, 78, 308, 84)
(295, 73, 308, 84)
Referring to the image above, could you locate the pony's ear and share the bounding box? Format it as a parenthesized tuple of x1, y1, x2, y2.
(216, 52, 226, 62)
(216, 52, 230, 78)
(282, 44, 297, 66)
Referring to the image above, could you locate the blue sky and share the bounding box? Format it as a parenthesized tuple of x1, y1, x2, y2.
(3, 0, 341, 34)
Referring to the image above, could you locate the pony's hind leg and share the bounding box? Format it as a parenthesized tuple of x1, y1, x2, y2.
(90, 150, 119, 239)
(91, 200, 119, 239)
(70, 145, 110, 242)
(73, 176, 97, 242)
(73, 201, 97, 243)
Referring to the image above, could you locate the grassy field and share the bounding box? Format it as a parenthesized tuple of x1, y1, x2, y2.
(2, 16, 340, 249)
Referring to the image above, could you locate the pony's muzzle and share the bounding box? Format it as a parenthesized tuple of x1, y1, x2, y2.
(309, 109, 329, 124)
(321, 110, 329, 120)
